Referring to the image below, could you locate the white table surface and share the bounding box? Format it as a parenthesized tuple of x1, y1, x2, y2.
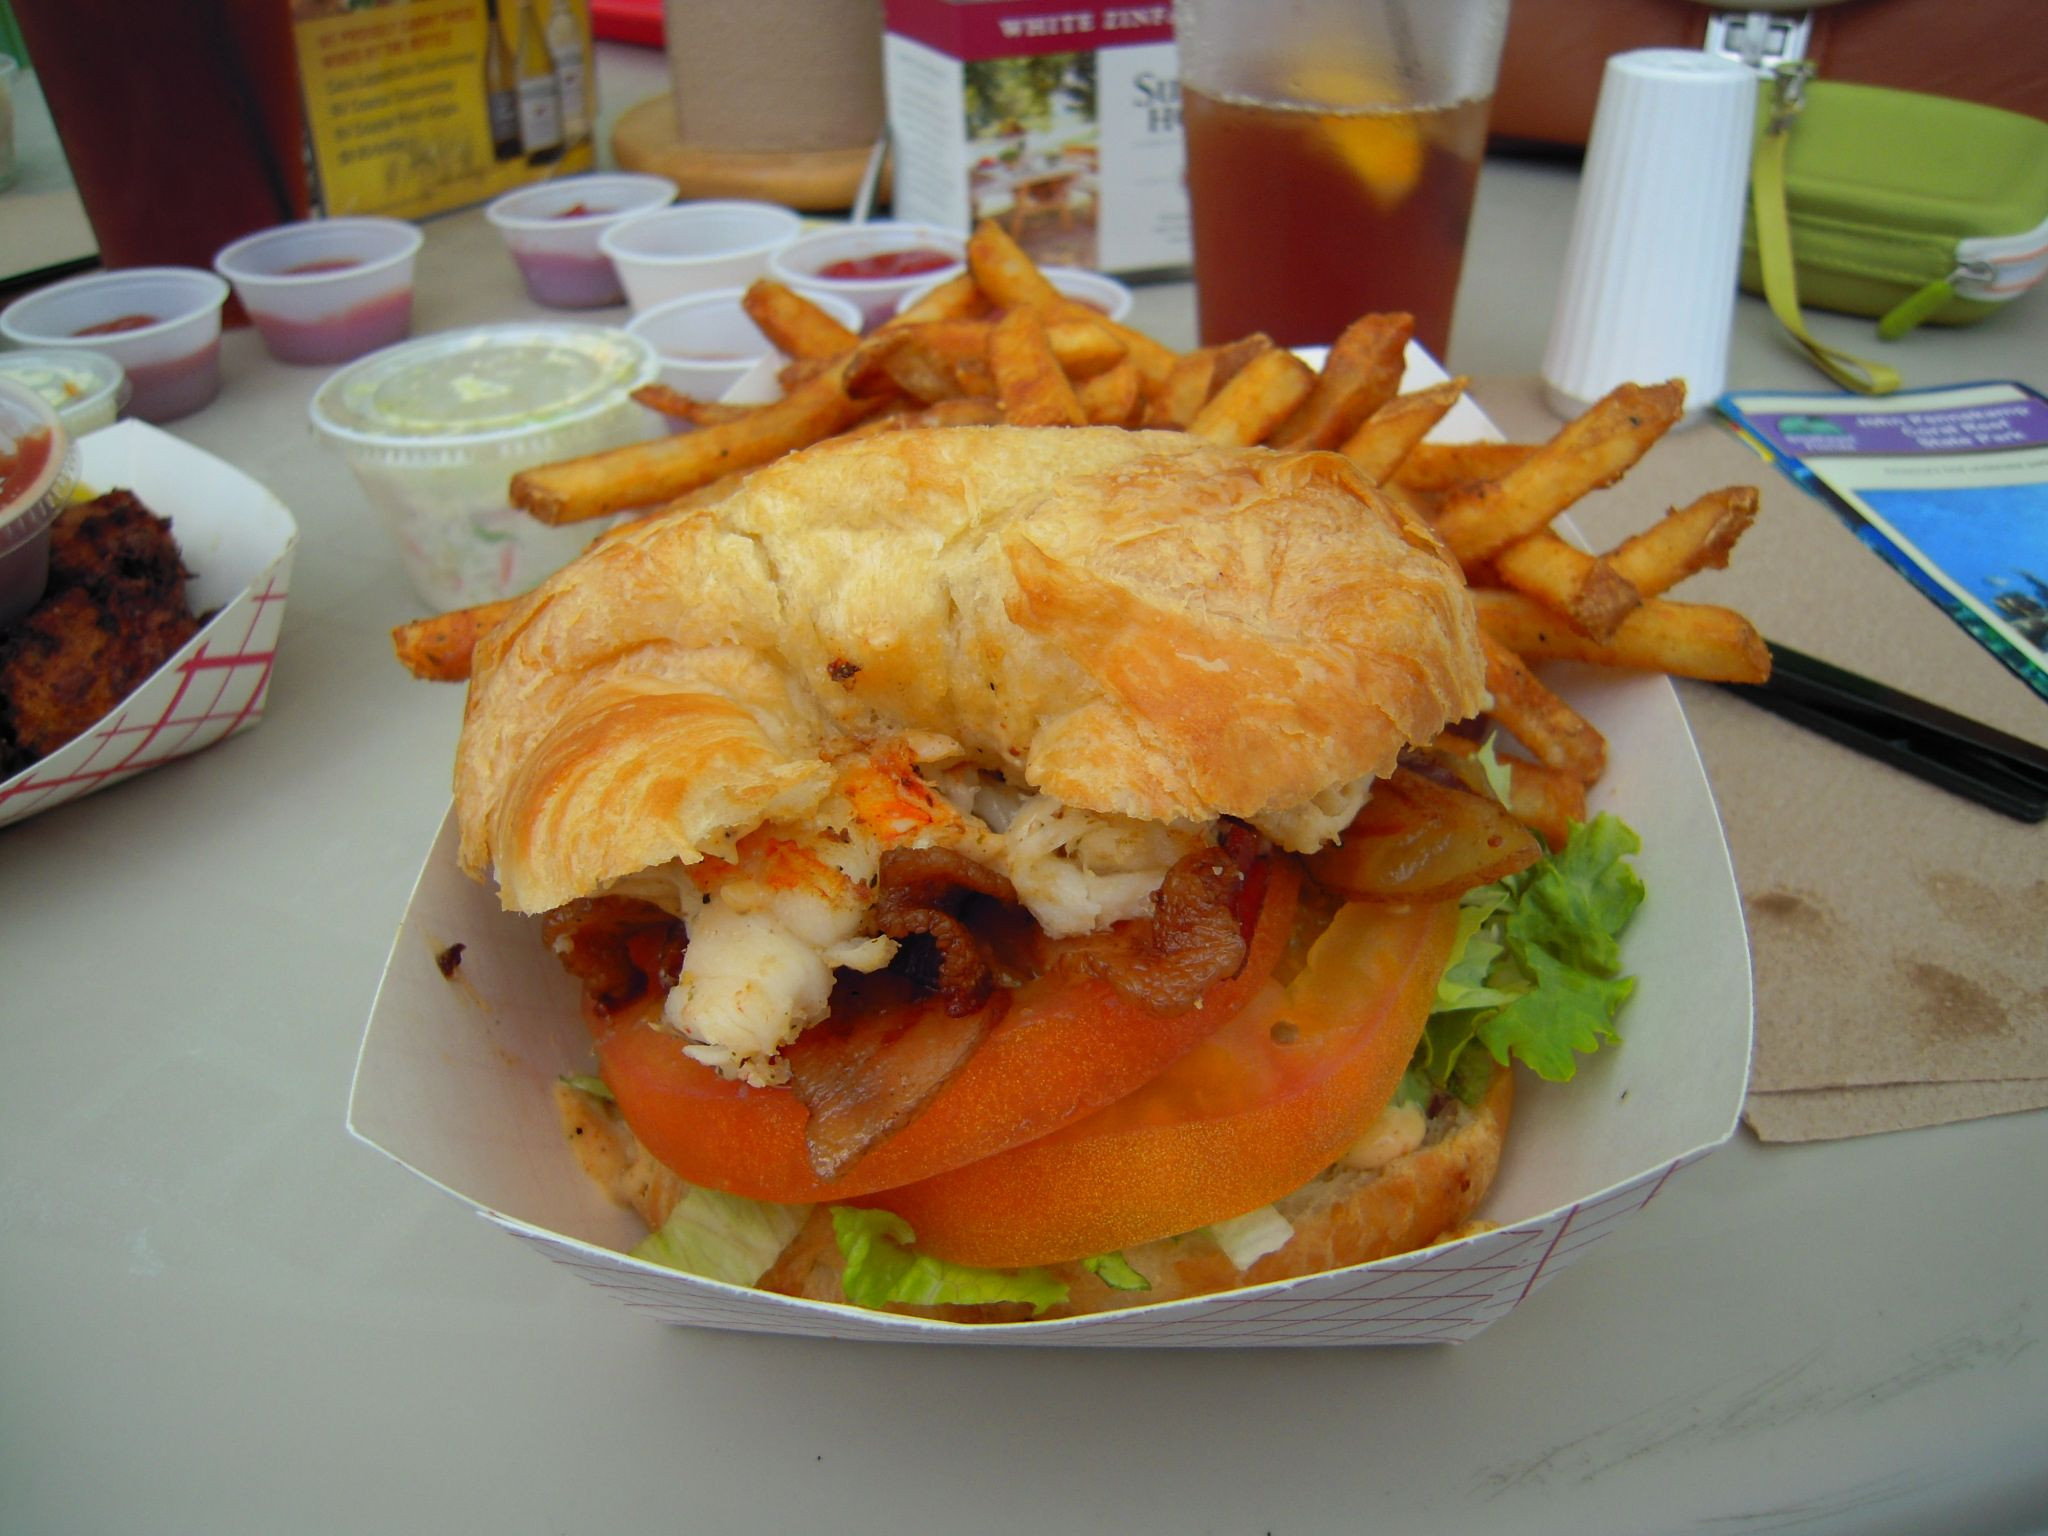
(3, 42, 2045, 1536)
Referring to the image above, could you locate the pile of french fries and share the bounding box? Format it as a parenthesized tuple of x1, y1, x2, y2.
(394, 219, 1768, 846)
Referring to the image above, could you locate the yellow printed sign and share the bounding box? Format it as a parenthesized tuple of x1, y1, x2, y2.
(293, 0, 595, 220)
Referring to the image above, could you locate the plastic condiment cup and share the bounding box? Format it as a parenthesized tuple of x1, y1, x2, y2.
(309, 324, 659, 610)
(487, 174, 679, 309)
(894, 263, 1133, 324)
(767, 222, 968, 330)
(214, 217, 424, 366)
(0, 378, 80, 625)
(0, 267, 229, 424)
(624, 286, 865, 403)
(0, 350, 131, 436)
(598, 201, 803, 315)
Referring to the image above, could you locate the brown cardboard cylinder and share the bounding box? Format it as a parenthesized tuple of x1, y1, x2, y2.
(664, 0, 885, 153)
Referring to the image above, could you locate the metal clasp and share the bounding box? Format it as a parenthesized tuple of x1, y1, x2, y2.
(1766, 59, 1816, 135)
(1704, 10, 1814, 72)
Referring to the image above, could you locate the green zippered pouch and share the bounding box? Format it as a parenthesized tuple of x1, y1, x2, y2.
(1739, 75, 2048, 392)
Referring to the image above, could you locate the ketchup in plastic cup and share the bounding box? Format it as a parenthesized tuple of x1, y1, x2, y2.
(0, 378, 79, 625)
(214, 218, 423, 366)
(625, 286, 864, 406)
(767, 222, 968, 330)
(0, 268, 229, 424)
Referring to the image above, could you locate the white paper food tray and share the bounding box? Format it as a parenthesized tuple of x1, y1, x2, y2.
(0, 421, 299, 828)
(350, 352, 1755, 1346)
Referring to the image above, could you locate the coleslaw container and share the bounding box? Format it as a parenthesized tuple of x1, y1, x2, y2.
(349, 349, 1756, 1347)
(309, 324, 660, 610)
(0, 420, 298, 828)
(214, 217, 424, 365)
(487, 173, 679, 309)
(0, 378, 78, 625)
(0, 267, 230, 423)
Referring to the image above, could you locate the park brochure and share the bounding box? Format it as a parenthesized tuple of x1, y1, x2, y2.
(1719, 381, 2048, 705)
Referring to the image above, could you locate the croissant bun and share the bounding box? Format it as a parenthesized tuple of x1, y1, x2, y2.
(456, 426, 1487, 914)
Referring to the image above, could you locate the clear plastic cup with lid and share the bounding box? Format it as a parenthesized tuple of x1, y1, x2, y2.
(0, 378, 81, 625)
(309, 324, 660, 610)
(0, 350, 131, 436)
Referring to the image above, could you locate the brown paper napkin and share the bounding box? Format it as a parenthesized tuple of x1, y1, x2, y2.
(1467, 379, 2048, 1142)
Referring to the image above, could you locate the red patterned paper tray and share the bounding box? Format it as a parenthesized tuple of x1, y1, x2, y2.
(0, 422, 298, 829)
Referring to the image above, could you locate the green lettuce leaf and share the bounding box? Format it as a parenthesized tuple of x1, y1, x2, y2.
(1503, 814, 1645, 976)
(1477, 942, 1635, 1083)
(831, 1208, 1069, 1316)
(1409, 812, 1644, 1092)
(1080, 1252, 1151, 1291)
(632, 1186, 811, 1287)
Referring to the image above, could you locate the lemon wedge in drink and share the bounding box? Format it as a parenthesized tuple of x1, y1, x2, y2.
(1290, 62, 1425, 212)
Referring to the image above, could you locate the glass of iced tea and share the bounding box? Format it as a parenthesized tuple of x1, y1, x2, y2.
(1176, 0, 1509, 358)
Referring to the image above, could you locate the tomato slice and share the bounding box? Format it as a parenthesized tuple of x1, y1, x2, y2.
(862, 896, 1461, 1268)
(592, 857, 1300, 1203)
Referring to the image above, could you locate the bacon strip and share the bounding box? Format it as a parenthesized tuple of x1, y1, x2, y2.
(873, 847, 1020, 1016)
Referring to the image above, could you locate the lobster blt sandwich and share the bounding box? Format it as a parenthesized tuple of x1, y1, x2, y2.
(454, 425, 1644, 1322)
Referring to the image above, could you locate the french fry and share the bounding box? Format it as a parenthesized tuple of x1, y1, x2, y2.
(779, 356, 832, 393)
(1339, 378, 1466, 485)
(742, 279, 861, 360)
(511, 358, 878, 524)
(1076, 360, 1142, 427)
(1050, 299, 1179, 389)
(887, 271, 988, 327)
(1270, 312, 1412, 450)
(1606, 485, 1759, 598)
(1479, 632, 1608, 782)
(968, 219, 1063, 310)
(1432, 381, 1686, 565)
(1142, 335, 1273, 429)
(1391, 440, 1536, 493)
(1490, 534, 1642, 641)
(1041, 317, 1126, 379)
(390, 598, 521, 683)
(1187, 347, 1316, 446)
(989, 307, 1086, 427)
(1472, 588, 1772, 684)
(845, 325, 973, 403)
(1418, 736, 1589, 851)
(630, 383, 756, 428)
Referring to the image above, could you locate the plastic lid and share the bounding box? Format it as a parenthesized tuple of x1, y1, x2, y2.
(0, 350, 130, 433)
(309, 323, 658, 457)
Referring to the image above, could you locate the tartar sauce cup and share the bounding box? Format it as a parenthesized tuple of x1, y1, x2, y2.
(766, 222, 968, 330)
(0, 378, 80, 625)
(0, 267, 229, 424)
(487, 173, 679, 309)
(214, 217, 424, 365)
(309, 324, 659, 611)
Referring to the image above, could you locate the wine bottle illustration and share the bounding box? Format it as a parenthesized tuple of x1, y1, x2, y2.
(483, 0, 520, 162)
(516, 0, 563, 166)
